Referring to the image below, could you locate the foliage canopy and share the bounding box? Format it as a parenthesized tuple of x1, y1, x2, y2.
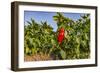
(24, 12, 90, 60)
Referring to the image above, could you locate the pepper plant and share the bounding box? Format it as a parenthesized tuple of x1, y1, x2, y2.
(24, 12, 90, 61)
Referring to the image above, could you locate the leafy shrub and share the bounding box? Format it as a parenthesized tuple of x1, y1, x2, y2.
(24, 12, 90, 60)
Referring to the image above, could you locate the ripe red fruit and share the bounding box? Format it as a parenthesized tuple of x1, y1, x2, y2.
(58, 28, 65, 44)
(59, 28, 64, 32)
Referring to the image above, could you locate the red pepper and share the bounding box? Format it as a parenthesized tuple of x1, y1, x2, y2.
(58, 28, 65, 44)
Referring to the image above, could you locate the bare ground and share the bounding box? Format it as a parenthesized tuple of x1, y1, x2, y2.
(24, 54, 54, 61)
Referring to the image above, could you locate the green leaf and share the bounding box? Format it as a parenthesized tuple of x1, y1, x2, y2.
(53, 16, 59, 21)
(25, 47, 29, 54)
(60, 49, 66, 59)
(27, 21, 32, 25)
